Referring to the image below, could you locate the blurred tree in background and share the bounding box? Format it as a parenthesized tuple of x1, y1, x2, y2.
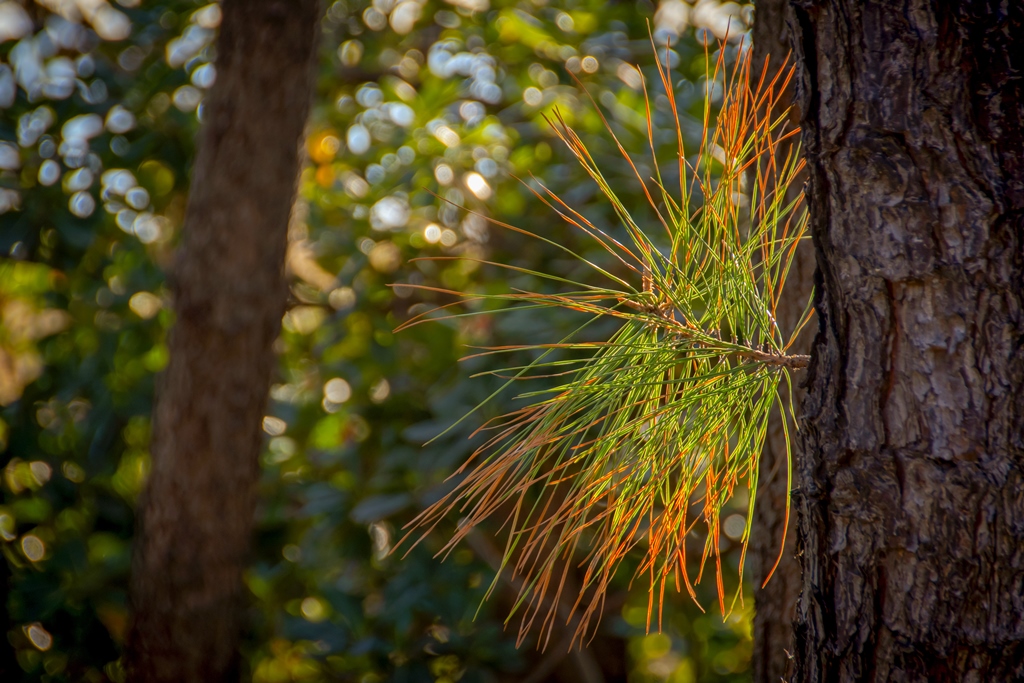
(0, 1, 766, 681)
(124, 1, 321, 681)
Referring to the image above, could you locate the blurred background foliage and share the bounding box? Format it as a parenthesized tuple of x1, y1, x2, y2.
(0, 0, 763, 680)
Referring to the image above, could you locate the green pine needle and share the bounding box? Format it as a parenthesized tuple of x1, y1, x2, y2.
(397, 40, 811, 648)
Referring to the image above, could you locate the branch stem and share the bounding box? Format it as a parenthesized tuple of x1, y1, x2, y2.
(737, 350, 810, 369)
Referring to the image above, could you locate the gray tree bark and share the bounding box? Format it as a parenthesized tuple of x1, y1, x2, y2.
(790, 1, 1024, 680)
(125, 1, 319, 680)
(749, 3, 813, 682)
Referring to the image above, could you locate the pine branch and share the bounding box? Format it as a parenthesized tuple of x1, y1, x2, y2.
(395, 39, 812, 646)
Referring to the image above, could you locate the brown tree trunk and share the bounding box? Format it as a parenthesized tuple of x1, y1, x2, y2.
(789, 1, 1024, 680)
(125, 1, 319, 680)
(749, 3, 813, 683)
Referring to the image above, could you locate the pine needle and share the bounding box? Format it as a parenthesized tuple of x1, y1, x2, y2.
(396, 40, 809, 647)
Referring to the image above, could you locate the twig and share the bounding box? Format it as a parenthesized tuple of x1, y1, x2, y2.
(737, 350, 810, 369)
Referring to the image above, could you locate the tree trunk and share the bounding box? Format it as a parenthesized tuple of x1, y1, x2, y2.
(125, 1, 319, 680)
(749, 3, 813, 682)
(790, 1, 1024, 681)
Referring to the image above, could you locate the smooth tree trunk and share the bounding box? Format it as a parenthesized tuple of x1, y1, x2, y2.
(790, 1, 1024, 681)
(125, 1, 319, 680)
(749, 2, 813, 681)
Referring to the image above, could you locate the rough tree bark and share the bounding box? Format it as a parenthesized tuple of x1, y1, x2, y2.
(790, 1, 1024, 681)
(125, 1, 319, 680)
(749, 2, 813, 682)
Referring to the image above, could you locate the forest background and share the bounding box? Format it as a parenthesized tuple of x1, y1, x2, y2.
(0, 1, 778, 681)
